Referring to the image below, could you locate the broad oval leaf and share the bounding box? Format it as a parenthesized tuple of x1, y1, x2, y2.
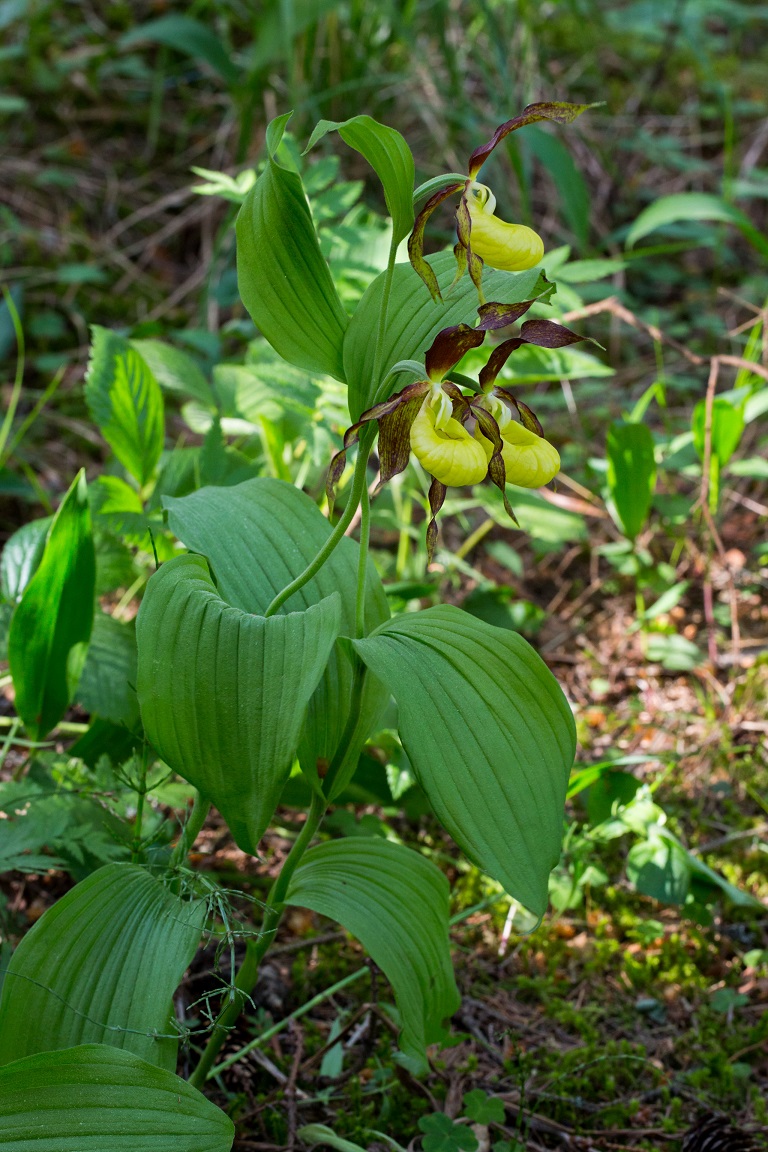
(0, 863, 204, 1070)
(286, 838, 459, 1071)
(8, 470, 95, 740)
(0, 516, 50, 603)
(352, 606, 576, 915)
(236, 113, 349, 382)
(85, 327, 165, 487)
(605, 420, 656, 540)
(136, 553, 341, 852)
(0, 1044, 234, 1152)
(306, 115, 415, 245)
(163, 478, 390, 792)
(343, 252, 554, 420)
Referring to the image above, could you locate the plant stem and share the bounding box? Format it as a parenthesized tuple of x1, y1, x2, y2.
(188, 790, 327, 1087)
(169, 792, 212, 870)
(320, 663, 368, 800)
(354, 480, 371, 639)
(264, 426, 375, 618)
(209, 966, 369, 1077)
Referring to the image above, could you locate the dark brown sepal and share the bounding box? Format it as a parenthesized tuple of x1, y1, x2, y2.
(377, 384, 429, 484)
(408, 182, 465, 301)
(471, 402, 507, 498)
(449, 241, 468, 291)
(513, 397, 544, 436)
(326, 447, 347, 517)
(477, 299, 536, 331)
(425, 323, 486, 382)
(478, 337, 524, 389)
(467, 246, 485, 304)
(468, 102, 598, 178)
(357, 380, 428, 427)
(426, 477, 447, 566)
(519, 318, 587, 348)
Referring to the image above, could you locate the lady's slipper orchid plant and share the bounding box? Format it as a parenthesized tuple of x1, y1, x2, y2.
(329, 305, 590, 561)
(408, 100, 595, 303)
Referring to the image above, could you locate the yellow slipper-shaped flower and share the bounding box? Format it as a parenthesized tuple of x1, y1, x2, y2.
(466, 182, 544, 272)
(475, 397, 560, 487)
(410, 388, 489, 487)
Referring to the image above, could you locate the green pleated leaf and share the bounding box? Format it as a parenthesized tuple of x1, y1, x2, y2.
(0, 1044, 234, 1152)
(306, 115, 414, 245)
(136, 553, 342, 853)
(85, 327, 165, 487)
(343, 252, 554, 420)
(0, 516, 50, 603)
(236, 113, 349, 381)
(352, 607, 576, 915)
(0, 863, 205, 1070)
(8, 470, 95, 740)
(605, 420, 657, 540)
(286, 839, 459, 1071)
(163, 478, 390, 792)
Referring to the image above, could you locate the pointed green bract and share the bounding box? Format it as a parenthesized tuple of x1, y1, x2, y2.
(8, 470, 95, 740)
(352, 606, 576, 915)
(286, 839, 459, 1071)
(0, 1044, 234, 1152)
(305, 115, 415, 245)
(136, 554, 341, 853)
(84, 327, 165, 487)
(606, 420, 657, 540)
(343, 252, 554, 419)
(163, 478, 390, 792)
(236, 112, 349, 382)
(0, 863, 204, 1070)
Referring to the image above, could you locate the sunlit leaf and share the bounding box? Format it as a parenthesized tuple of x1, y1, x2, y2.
(85, 327, 165, 487)
(605, 420, 656, 540)
(0, 516, 50, 603)
(8, 471, 95, 740)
